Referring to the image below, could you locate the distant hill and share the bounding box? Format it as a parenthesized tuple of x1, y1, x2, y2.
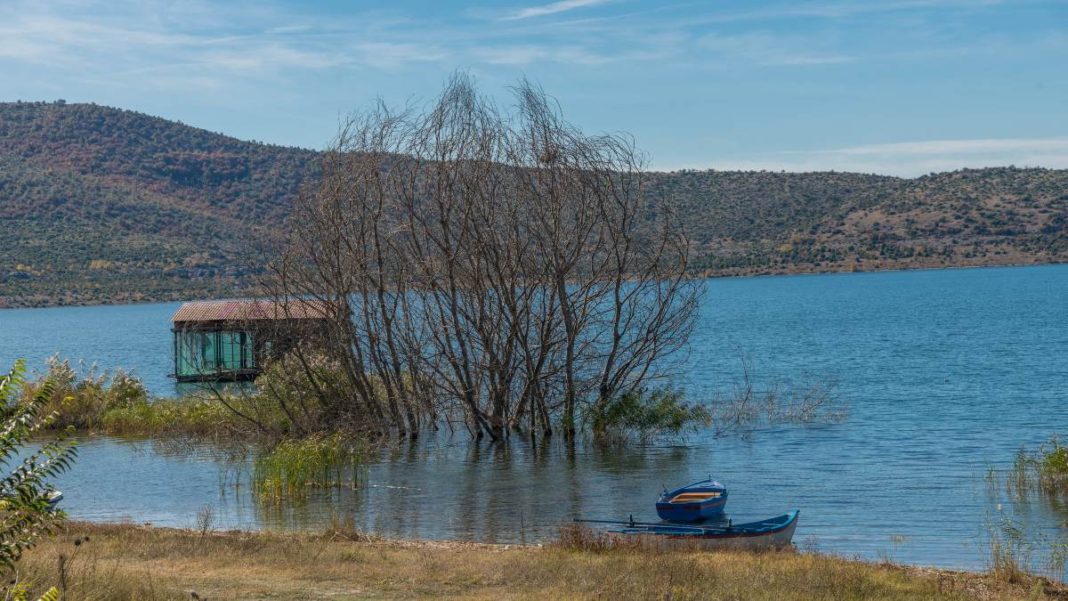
(651, 168, 1067, 276)
(1, 101, 1065, 308)
(0, 101, 318, 307)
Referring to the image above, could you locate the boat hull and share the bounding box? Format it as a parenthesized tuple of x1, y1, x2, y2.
(655, 495, 727, 522)
(617, 510, 799, 552)
(656, 478, 729, 523)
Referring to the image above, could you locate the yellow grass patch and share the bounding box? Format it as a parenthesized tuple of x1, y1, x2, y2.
(10, 522, 1066, 600)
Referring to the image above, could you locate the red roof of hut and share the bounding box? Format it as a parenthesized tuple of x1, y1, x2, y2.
(171, 299, 333, 323)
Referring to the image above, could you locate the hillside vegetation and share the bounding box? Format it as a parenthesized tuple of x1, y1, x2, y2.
(0, 101, 317, 306)
(1, 101, 1065, 307)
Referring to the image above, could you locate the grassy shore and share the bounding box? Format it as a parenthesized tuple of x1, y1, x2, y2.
(10, 522, 1064, 601)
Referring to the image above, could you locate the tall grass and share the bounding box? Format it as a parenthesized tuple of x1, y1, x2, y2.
(1002, 438, 1068, 500)
(16, 521, 1063, 601)
(553, 524, 644, 552)
(987, 514, 1033, 584)
(19, 358, 315, 441)
(12, 533, 183, 600)
(99, 396, 233, 437)
(984, 438, 1068, 583)
(253, 433, 370, 501)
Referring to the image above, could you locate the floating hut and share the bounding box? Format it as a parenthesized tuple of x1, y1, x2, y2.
(171, 299, 332, 382)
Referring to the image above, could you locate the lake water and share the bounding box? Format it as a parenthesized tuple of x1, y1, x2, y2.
(2, 264, 1067, 573)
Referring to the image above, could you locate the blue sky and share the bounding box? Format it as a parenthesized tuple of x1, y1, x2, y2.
(1, 0, 1066, 176)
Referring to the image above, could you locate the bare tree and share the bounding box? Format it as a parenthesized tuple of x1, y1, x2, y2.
(263, 74, 701, 441)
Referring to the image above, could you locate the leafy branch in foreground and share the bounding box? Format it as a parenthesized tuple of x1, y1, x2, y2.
(0, 360, 77, 572)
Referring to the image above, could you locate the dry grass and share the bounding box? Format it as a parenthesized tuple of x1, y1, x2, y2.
(7, 522, 1066, 601)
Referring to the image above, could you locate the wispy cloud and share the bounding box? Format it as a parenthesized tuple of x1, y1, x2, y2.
(471, 44, 615, 65)
(0, 0, 450, 85)
(689, 138, 1068, 177)
(503, 0, 613, 20)
(1, 0, 1043, 81)
(354, 42, 450, 69)
(696, 32, 854, 66)
(690, 0, 1007, 25)
(1, 0, 1064, 160)
(806, 138, 1068, 156)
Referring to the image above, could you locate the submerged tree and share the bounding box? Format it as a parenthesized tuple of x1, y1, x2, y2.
(267, 75, 700, 441)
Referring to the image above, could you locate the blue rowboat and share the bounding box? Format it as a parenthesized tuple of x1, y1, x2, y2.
(578, 510, 800, 551)
(655, 478, 728, 523)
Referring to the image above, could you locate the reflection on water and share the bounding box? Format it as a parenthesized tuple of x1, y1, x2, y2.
(57, 423, 1066, 577)
(62, 434, 723, 537)
(5, 264, 1067, 574)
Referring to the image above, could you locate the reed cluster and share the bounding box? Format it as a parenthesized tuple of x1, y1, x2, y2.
(982, 438, 1068, 583)
(16, 359, 377, 504)
(253, 433, 369, 501)
(987, 514, 1035, 584)
(98, 396, 234, 438)
(1003, 438, 1068, 499)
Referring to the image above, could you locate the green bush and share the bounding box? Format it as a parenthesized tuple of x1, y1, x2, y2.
(1005, 438, 1068, 499)
(587, 388, 711, 443)
(20, 357, 148, 430)
(17, 354, 372, 442)
(1039, 441, 1068, 484)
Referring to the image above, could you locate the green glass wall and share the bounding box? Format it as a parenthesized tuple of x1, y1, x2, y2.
(175, 330, 255, 378)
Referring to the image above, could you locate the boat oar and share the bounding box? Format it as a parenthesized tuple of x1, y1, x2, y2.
(573, 518, 733, 532)
(573, 517, 646, 527)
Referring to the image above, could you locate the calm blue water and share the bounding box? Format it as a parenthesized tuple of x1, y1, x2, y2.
(2, 264, 1067, 573)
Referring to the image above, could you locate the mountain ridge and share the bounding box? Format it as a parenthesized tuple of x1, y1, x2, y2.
(1, 101, 1065, 308)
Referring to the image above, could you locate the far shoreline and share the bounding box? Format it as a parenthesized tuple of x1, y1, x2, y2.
(3, 258, 1065, 311)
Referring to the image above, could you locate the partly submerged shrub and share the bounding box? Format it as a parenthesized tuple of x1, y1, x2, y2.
(707, 358, 846, 438)
(1038, 440, 1068, 491)
(252, 350, 428, 438)
(1004, 438, 1068, 499)
(99, 397, 231, 438)
(253, 433, 370, 501)
(251, 352, 334, 428)
(588, 388, 711, 443)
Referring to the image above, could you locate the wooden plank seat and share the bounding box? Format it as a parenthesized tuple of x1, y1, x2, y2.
(669, 492, 721, 503)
